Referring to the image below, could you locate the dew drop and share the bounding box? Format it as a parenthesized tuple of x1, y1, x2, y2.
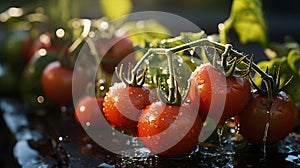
(79, 105, 86, 112)
(262, 110, 271, 154)
(198, 79, 205, 85)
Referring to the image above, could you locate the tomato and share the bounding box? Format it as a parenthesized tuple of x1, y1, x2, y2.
(99, 36, 133, 74)
(188, 63, 251, 124)
(21, 52, 58, 109)
(238, 90, 298, 145)
(41, 61, 89, 106)
(102, 82, 155, 135)
(138, 101, 202, 158)
(75, 96, 107, 128)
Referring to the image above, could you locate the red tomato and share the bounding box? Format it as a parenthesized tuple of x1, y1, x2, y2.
(102, 82, 155, 135)
(188, 64, 251, 124)
(41, 61, 89, 106)
(99, 36, 133, 74)
(138, 101, 202, 158)
(238, 90, 298, 145)
(75, 96, 106, 128)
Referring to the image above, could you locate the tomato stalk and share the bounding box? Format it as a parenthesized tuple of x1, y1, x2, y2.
(131, 38, 276, 105)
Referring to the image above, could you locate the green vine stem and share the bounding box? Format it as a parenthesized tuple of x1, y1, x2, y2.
(131, 38, 275, 104)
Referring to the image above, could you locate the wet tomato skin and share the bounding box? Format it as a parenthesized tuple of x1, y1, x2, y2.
(238, 90, 298, 145)
(102, 82, 155, 135)
(189, 64, 251, 124)
(138, 101, 202, 158)
(41, 61, 89, 106)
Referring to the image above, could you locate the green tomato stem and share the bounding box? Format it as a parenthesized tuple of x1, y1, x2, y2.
(131, 38, 275, 104)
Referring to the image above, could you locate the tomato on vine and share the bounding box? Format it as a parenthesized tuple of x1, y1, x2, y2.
(138, 101, 202, 158)
(41, 61, 89, 106)
(238, 90, 298, 145)
(102, 82, 155, 135)
(238, 66, 298, 145)
(188, 63, 251, 124)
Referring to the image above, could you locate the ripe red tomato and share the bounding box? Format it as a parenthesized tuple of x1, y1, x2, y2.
(41, 61, 89, 106)
(188, 64, 251, 124)
(138, 101, 202, 158)
(75, 96, 106, 128)
(102, 82, 155, 135)
(238, 90, 298, 145)
(99, 36, 133, 74)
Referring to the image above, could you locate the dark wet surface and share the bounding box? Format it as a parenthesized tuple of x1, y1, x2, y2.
(1, 98, 299, 168)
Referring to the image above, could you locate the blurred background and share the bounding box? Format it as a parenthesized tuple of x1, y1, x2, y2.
(1, 0, 300, 41)
(0, 1, 300, 167)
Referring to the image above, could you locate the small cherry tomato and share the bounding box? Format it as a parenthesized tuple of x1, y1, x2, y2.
(189, 64, 251, 124)
(138, 101, 202, 158)
(238, 90, 298, 145)
(41, 61, 89, 106)
(102, 82, 155, 135)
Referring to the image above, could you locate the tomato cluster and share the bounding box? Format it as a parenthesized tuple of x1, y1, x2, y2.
(97, 47, 298, 158)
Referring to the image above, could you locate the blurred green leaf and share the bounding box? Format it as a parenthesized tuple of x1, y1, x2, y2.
(255, 49, 300, 102)
(99, 0, 132, 20)
(122, 20, 171, 47)
(287, 50, 300, 73)
(220, 0, 267, 46)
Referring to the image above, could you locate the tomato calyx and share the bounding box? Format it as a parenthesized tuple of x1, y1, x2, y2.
(115, 63, 147, 87)
(250, 65, 294, 99)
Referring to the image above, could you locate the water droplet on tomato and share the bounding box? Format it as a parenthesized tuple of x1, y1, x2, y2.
(198, 79, 205, 85)
(79, 105, 86, 112)
(86, 121, 91, 127)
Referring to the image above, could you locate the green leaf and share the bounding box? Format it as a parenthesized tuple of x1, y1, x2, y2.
(99, 0, 132, 20)
(220, 0, 267, 46)
(287, 50, 300, 74)
(122, 20, 171, 47)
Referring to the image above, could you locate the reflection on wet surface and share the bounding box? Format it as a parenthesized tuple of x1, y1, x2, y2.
(1, 98, 299, 167)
